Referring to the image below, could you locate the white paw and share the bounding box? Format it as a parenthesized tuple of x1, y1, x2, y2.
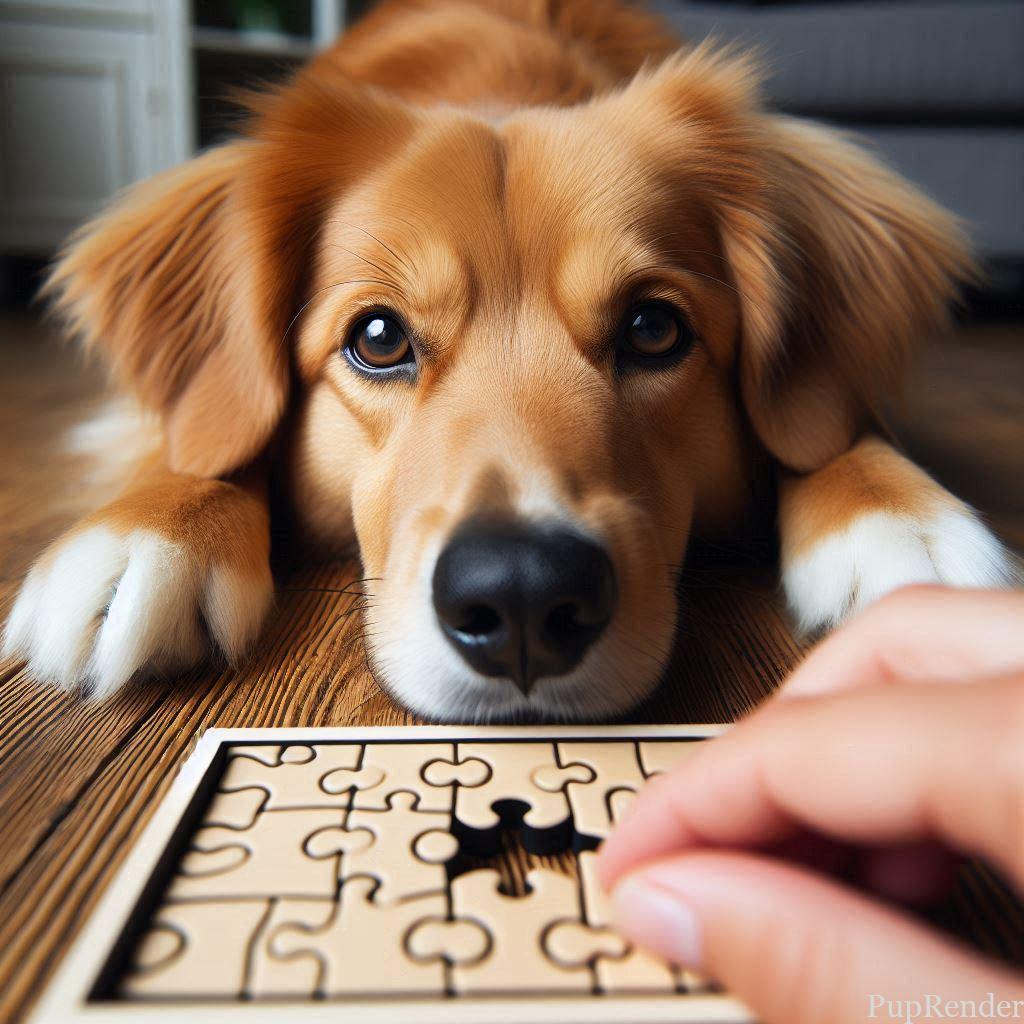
(783, 508, 1018, 633)
(3, 527, 273, 698)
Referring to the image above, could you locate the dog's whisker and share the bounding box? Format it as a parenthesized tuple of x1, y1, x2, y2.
(336, 220, 414, 275)
(276, 279, 406, 355)
(327, 244, 408, 294)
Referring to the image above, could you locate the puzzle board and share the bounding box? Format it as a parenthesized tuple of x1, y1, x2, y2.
(32, 725, 754, 1023)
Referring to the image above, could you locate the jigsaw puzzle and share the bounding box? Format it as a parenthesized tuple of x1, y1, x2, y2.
(33, 725, 754, 1024)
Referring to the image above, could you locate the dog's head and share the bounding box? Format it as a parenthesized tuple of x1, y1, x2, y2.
(50, 45, 971, 720)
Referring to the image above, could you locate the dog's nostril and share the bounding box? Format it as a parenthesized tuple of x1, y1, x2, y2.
(455, 604, 502, 638)
(542, 602, 587, 646)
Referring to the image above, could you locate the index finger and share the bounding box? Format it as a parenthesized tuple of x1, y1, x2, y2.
(598, 675, 1024, 891)
(779, 585, 1024, 700)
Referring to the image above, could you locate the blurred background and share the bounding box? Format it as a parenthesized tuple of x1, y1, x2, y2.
(0, 0, 1022, 546)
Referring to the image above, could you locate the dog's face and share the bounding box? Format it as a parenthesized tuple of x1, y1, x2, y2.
(52, 49, 969, 721)
(287, 93, 754, 720)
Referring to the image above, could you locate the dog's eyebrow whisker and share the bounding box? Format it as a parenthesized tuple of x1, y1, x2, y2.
(277, 279, 406, 355)
(328, 244, 408, 293)
(670, 248, 734, 266)
(669, 264, 773, 324)
(336, 220, 414, 274)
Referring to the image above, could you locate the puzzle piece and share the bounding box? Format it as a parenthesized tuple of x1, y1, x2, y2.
(221, 744, 378, 809)
(531, 761, 596, 792)
(406, 917, 491, 969)
(121, 900, 268, 998)
(421, 755, 491, 789)
(638, 740, 705, 778)
(451, 743, 575, 850)
(557, 742, 646, 840)
(271, 877, 447, 996)
(168, 808, 343, 899)
(248, 898, 335, 997)
(177, 843, 248, 878)
(323, 742, 463, 811)
(544, 919, 628, 974)
(449, 868, 588, 993)
(577, 850, 677, 992)
(305, 792, 459, 903)
(200, 787, 267, 830)
(227, 744, 306, 767)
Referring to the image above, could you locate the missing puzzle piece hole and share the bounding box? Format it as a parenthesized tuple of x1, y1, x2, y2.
(452, 799, 573, 858)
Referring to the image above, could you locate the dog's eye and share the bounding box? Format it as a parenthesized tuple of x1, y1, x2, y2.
(344, 314, 414, 373)
(618, 302, 694, 365)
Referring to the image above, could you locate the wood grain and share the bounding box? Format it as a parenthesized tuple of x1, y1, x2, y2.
(0, 314, 1021, 1021)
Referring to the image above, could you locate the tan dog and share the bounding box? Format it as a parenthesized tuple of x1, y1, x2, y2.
(4, 0, 1014, 720)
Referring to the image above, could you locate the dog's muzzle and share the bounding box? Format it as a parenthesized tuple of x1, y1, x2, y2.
(431, 518, 617, 694)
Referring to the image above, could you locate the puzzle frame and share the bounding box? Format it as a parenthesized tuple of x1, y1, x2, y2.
(32, 725, 753, 1024)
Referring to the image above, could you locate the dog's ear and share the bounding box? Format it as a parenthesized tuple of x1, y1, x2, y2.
(722, 117, 974, 472)
(46, 142, 291, 477)
(47, 67, 414, 478)
(636, 48, 974, 472)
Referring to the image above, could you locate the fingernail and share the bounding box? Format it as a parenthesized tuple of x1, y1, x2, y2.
(611, 874, 703, 968)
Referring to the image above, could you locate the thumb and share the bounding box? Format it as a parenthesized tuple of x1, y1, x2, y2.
(610, 851, 1024, 1024)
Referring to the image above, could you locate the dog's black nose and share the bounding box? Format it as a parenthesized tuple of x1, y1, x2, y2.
(432, 520, 617, 694)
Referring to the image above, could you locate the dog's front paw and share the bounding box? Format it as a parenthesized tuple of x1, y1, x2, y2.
(782, 505, 1018, 633)
(4, 522, 273, 699)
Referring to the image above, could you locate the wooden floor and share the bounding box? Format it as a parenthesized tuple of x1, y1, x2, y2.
(0, 312, 1022, 1020)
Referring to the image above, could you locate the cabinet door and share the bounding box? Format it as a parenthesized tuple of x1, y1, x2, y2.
(0, 21, 168, 253)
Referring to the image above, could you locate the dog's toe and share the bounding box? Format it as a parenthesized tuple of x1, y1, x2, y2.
(782, 505, 1017, 634)
(3, 525, 272, 698)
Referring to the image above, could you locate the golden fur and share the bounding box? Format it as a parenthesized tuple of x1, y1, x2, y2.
(7, 0, 1012, 719)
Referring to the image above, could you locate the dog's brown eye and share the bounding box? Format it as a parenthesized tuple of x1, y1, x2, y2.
(620, 302, 692, 361)
(344, 314, 414, 373)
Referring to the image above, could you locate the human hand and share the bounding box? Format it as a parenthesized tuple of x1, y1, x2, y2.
(599, 586, 1024, 1024)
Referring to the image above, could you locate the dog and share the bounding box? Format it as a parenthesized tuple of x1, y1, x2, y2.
(3, 0, 1015, 721)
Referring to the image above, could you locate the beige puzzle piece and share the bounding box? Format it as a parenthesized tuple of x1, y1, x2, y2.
(200, 788, 267, 830)
(544, 919, 628, 978)
(557, 742, 646, 840)
(226, 744, 306, 767)
(323, 742, 459, 811)
(421, 755, 492, 789)
(271, 877, 447, 996)
(305, 792, 459, 904)
(577, 850, 678, 992)
(531, 762, 596, 793)
(177, 844, 248, 878)
(121, 899, 268, 998)
(221, 744, 378, 809)
(450, 867, 588, 993)
(168, 808, 344, 899)
(638, 740, 706, 778)
(248, 898, 336, 998)
(452, 743, 573, 832)
(406, 917, 491, 968)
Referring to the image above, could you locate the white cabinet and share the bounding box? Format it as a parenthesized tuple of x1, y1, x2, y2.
(0, 1, 191, 253)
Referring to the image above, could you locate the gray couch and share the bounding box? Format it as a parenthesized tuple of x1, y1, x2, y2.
(656, 1, 1024, 264)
